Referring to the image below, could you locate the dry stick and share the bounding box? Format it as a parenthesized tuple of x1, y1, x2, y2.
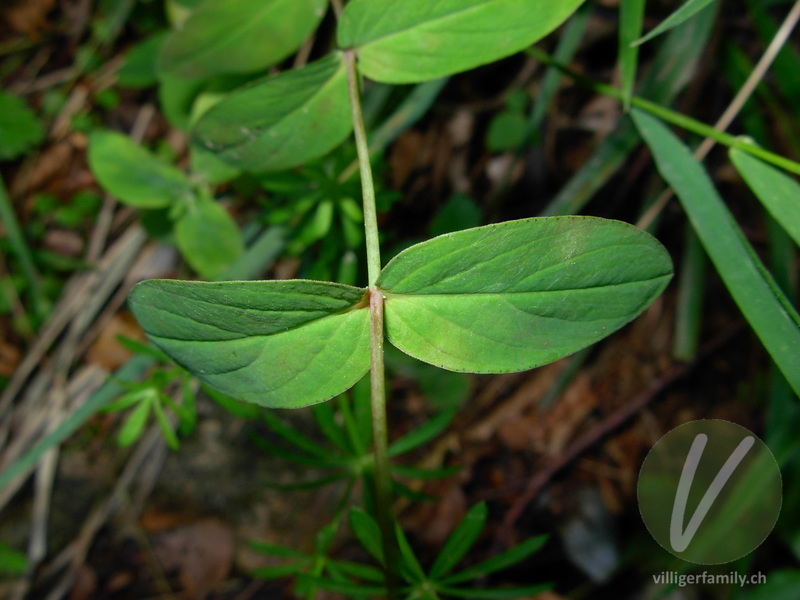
(492, 325, 742, 550)
(42, 426, 169, 600)
(21, 107, 158, 585)
(637, 0, 800, 230)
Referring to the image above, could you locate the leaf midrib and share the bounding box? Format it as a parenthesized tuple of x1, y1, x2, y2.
(380, 263, 671, 297)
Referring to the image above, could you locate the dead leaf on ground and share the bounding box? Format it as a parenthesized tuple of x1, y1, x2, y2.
(1, 0, 56, 38)
(86, 311, 145, 371)
(153, 518, 235, 600)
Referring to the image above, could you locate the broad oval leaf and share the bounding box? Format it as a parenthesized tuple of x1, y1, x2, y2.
(88, 130, 193, 208)
(337, 0, 586, 83)
(193, 53, 352, 172)
(174, 196, 244, 279)
(730, 148, 800, 248)
(376, 217, 673, 373)
(158, 0, 328, 79)
(128, 280, 370, 408)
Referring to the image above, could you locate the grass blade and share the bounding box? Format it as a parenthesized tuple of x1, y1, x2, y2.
(619, 0, 646, 109)
(429, 502, 488, 580)
(440, 536, 548, 585)
(0, 355, 154, 492)
(634, 0, 717, 46)
(435, 584, 552, 599)
(388, 409, 456, 457)
(730, 149, 800, 247)
(541, 4, 715, 215)
(633, 109, 800, 396)
(349, 507, 384, 566)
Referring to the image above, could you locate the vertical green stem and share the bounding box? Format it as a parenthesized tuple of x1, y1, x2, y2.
(345, 49, 399, 596)
(345, 50, 382, 287)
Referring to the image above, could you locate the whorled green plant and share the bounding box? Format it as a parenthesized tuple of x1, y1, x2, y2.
(127, 1, 673, 596)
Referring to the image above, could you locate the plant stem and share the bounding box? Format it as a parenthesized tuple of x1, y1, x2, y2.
(344, 50, 382, 287)
(345, 48, 399, 597)
(527, 47, 800, 176)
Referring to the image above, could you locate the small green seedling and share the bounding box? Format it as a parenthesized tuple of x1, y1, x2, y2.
(88, 130, 243, 279)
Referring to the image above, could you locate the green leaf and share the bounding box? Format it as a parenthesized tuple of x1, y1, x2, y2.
(430, 502, 487, 580)
(152, 398, 180, 450)
(377, 217, 672, 373)
(730, 148, 800, 248)
(88, 130, 193, 208)
(632, 109, 800, 396)
(486, 111, 527, 152)
(435, 584, 552, 599)
(128, 280, 370, 408)
(739, 570, 800, 600)
(0, 542, 28, 576)
(349, 507, 384, 565)
(389, 409, 456, 457)
(441, 535, 547, 584)
(338, 0, 586, 83)
(158, 0, 328, 79)
(118, 32, 167, 89)
(0, 91, 44, 160)
(618, 0, 645, 109)
(174, 196, 244, 279)
(396, 524, 426, 582)
(193, 53, 352, 172)
(634, 0, 717, 46)
(118, 398, 152, 446)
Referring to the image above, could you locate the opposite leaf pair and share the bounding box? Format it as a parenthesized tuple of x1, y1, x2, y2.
(129, 216, 672, 408)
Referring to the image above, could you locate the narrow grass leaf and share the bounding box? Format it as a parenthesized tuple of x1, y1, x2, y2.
(262, 410, 336, 459)
(619, 0, 645, 109)
(349, 508, 384, 565)
(388, 409, 456, 457)
(174, 196, 243, 280)
(542, 6, 715, 215)
(396, 524, 426, 582)
(633, 110, 800, 396)
(430, 502, 488, 579)
(435, 584, 552, 599)
(295, 575, 389, 597)
(0, 355, 153, 491)
(338, 0, 586, 83)
(730, 149, 800, 248)
(634, 0, 717, 46)
(151, 399, 180, 450)
(128, 280, 371, 408)
(390, 465, 462, 480)
(441, 535, 548, 585)
(312, 401, 353, 454)
(330, 560, 385, 583)
(249, 541, 310, 560)
(88, 130, 193, 208)
(250, 435, 344, 469)
(158, 0, 328, 79)
(193, 54, 351, 172)
(378, 217, 672, 373)
(118, 399, 151, 447)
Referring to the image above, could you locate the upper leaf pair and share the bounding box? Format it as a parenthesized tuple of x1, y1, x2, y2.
(129, 217, 673, 408)
(194, 0, 586, 172)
